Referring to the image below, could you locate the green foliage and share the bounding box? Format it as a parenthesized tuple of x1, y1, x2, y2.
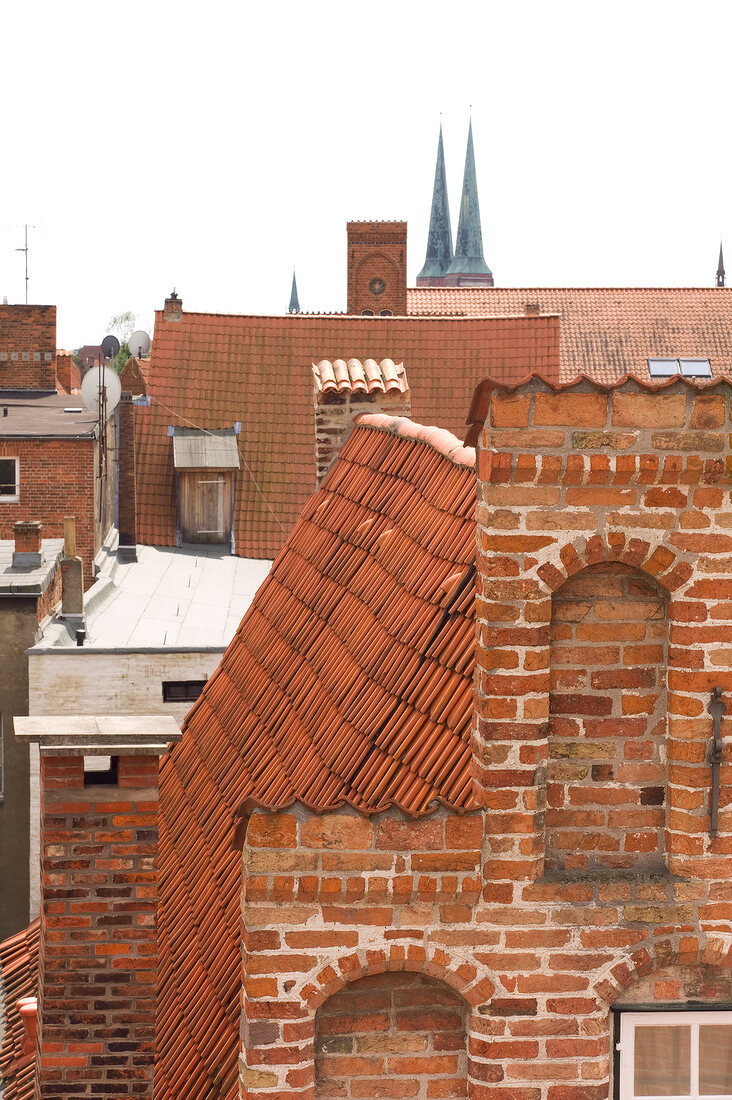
(113, 341, 131, 375)
(72, 352, 82, 371)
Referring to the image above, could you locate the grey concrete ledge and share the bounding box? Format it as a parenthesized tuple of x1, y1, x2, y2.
(14, 714, 182, 755)
(28, 643, 227, 655)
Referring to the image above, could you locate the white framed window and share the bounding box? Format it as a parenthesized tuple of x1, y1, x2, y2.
(0, 457, 19, 501)
(619, 1011, 732, 1098)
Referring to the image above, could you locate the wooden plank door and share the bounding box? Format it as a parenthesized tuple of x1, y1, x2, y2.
(179, 471, 233, 544)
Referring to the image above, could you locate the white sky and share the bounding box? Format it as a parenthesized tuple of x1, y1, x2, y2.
(1, 0, 731, 349)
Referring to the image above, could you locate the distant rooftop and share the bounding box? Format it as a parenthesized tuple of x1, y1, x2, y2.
(37, 544, 272, 651)
(0, 392, 97, 438)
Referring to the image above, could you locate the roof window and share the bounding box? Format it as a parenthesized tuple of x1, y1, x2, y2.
(647, 358, 712, 379)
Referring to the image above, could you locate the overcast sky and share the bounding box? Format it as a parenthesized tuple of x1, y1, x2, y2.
(1, 1, 730, 348)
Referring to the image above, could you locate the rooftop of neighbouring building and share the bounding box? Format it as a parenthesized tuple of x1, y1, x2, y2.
(0, 539, 63, 597)
(36, 543, 272, 651)
(0, 392, 97, 438)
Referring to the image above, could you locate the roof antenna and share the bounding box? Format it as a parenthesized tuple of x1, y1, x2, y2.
(15, 224, 35, 305)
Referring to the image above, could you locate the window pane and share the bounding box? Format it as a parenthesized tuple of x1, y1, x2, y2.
(0, 459, 15, 496)
(647, 358, 678, 377)
(680, 358, 712, 378)
(635, 1025, 691, 1096)
(700, 1024, 732, 1095)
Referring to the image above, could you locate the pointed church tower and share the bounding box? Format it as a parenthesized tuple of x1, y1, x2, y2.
(288, 270, 301, 313)
(416, 125, 454, 286)
(443, 120, 494, 287)
(717, 242, 725, 288)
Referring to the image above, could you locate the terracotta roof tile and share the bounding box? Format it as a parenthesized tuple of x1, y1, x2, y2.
(155, 417, 478, 1099)
(313, 357, 408, 397)
(408, 286, 732, 385)
(0, 920, 39, 1100)
(136, 312, 557, 557)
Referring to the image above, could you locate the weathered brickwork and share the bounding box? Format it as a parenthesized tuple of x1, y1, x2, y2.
(0, 435, 107, 583)
(547, 562, 667, 871)
(240, 378, 732, 1100)
(37, 753, 161, 1099)
(315, 390, 411, 485)
(316, 972, 468, 1099)
(0, 304, 57, 389)
(347, 223, 408, 316)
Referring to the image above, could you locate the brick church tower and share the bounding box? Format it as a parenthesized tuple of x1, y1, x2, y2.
(346, 221, 407, 315)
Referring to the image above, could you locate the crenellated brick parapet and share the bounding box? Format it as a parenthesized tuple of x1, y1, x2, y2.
(472, 376, 732, 883)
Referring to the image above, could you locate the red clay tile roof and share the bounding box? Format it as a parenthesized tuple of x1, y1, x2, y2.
(313, 357, 408, 397)
(407, 286, 732, 385)
(135, 311, 558, 558)
(155, 416, 478, 1100)
(0, 920, 39, 1100)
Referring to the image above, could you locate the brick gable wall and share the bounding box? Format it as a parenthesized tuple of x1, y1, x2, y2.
(238, 378, 732, 1100)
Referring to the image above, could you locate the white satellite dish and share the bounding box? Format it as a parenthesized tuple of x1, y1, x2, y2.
(81, 364, 122, 416)
(130, 330, 151, 357)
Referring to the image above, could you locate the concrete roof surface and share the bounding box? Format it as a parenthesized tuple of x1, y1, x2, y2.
(84, 545, 272, 648)
(0, 538, 63, 595)
(0, 392, 98, 437)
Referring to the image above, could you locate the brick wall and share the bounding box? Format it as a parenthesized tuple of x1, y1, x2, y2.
(0, 304, 57, 389)
(0, 437, 98, 581)
(36, 751, 162, 1098)
(347, 223, 408, 316)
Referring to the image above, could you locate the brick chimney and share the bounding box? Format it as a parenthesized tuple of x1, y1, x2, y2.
(14, 715, 182, 1099)
(163, 289, 182, 322)
(313, 358, 411, 484)
(346, 222, 407, 315)
(12, 520, 42, 568)
(117, 393, 138, 562)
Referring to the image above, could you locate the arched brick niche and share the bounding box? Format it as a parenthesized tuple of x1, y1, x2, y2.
(547, 562, 668, 871)
(616, 963, 732, 1005)
(315, 971, 468, 1099)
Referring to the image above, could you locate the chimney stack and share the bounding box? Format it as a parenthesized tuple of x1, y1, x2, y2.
(163, 289, 182, 323)
(14, 715, 182, 1100)
(60, 516, 84, 620)
(117, 393, 138, 562)
(12, 520, 42, 568)
(313, 358, 411, 485)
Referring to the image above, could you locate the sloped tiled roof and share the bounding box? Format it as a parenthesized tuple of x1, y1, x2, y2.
(407, 286, 732, 384)
(0, 920, 39, 1100)
(135, 311, 558, 558)
(313, 357, 408, 397)
(155, 415, 478, 1100)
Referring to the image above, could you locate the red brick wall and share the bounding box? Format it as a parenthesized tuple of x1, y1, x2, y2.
(37, 753, 160, 1099)
(0, 437, 97, 581)
(547, 562, 667, 871)
(0, 304, 57, 389)
(347, 224, 407, 316)
(316, 972, 468, 1099)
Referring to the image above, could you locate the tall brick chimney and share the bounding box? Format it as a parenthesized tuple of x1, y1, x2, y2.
(14, 715, 182, 1099)
(117, 392, 138, 562)
(313, 358, 411, 484)
(162, 289, 182, 322)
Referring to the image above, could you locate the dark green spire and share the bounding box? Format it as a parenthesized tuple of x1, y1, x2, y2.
(288, 270, 300, 313)
(446, 120, 492, 277)
(417, 124, 453, 281)
(717, 241, 725, 288)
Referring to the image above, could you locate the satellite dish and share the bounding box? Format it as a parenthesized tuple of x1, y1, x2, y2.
(81, 365, 122, 416)
(101, 334, 120, 360)
(130, 330, 151, 357)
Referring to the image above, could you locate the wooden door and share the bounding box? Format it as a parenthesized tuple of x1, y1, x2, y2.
(179, 471, 233, 544)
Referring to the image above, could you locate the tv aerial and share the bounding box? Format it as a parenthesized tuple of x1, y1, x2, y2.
(82, 357, 122, 520)
(129, 330, 151, 358)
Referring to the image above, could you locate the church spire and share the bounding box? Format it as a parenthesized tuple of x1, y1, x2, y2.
(717, 241, 725, 288)
(288, 270, 301, 313)
(416, 123, 453, 284)
(445, 119, 493, 285)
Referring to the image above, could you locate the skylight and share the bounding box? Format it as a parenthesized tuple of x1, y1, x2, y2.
(647, 357, 712, 379)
